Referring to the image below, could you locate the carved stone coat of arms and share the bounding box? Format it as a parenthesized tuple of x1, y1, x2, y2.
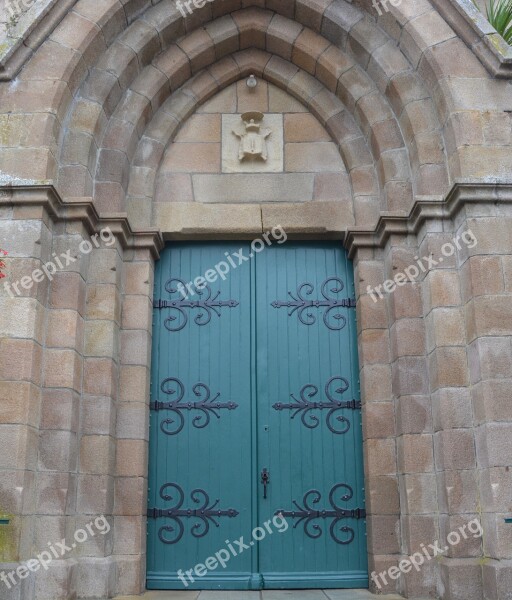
(232, 111, 272, 161)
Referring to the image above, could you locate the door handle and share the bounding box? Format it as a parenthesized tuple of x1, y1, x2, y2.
(261, 468, 270, 499)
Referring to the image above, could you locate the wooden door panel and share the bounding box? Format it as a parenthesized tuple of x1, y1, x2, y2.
(255, 242, 368, 589)
(147, 243, 255, 590)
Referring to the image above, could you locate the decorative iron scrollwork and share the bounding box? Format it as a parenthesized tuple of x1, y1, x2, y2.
(150, 378, 238, 436)
(271, 277, 355, 331)
(273, 377, 361, 434)
(276, 483, 365, 545)
(147, 483, 239, 545)
(154, 278, 239, 332)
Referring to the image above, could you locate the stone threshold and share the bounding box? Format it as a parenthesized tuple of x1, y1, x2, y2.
(114, 590, 405, 599)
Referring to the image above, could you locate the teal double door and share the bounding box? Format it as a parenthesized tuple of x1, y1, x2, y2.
(147, 242, 367, 590)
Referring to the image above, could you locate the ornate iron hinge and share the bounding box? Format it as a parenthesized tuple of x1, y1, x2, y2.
(276, 483, 366, 545)
(147, 483, 239, 545)
(271, 277, 355, 330)
(153, 279, 239, 332)
(273, 377, 361, 434)
(150, 398, 237, 413)
(150, 378, 238, 435)
(147, 506, 237, 520)
(345, 399, 362, 410)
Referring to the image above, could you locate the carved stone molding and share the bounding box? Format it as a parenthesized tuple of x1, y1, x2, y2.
(0, 0, 75, 81)
(0, 185, 164, 259)
(2, 182, 512, 259)
(429, 0, 512, 78)
(345, 182, 512, 257)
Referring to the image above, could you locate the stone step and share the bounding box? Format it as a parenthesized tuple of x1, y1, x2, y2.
(114, 589, 405, 600)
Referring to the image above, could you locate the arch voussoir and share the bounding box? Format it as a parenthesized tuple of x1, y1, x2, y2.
(123, 51, 378, 223)
(50, 4, 453, 217)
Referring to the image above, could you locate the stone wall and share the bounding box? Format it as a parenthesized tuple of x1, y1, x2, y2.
(153, 80, 350, 205)
(0, 189, 162, 600)
(348, 186, 512, 599)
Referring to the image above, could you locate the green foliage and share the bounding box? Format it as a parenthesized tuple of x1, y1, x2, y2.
(475, 0, 512, 44)
(0, 512, 16, 562)
(488, 0, 512, 43)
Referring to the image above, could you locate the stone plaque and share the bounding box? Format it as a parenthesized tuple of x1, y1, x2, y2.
(222, 113, 284, 173)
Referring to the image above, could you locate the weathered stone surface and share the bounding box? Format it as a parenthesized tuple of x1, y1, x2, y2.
(193, 173, 315, 202)
(154, 202, 262, 237)
(1, 2, 512, 599)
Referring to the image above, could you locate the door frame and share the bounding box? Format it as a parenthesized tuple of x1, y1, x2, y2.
(146, 238, 368, 590)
